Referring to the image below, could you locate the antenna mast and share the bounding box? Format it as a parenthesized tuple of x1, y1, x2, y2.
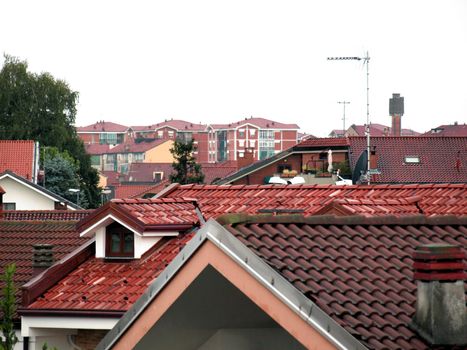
(328, 52, 371, 184)
(337, 101, 350, 135)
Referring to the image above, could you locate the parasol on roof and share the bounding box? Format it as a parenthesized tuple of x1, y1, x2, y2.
(327, 149, 333, 173)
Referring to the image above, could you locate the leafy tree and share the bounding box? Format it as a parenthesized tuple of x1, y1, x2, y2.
(169, 139, 205, 184)
(0, 264, 18, 350)
(0, 55, 100, 208)
(42, 147, 89, 208)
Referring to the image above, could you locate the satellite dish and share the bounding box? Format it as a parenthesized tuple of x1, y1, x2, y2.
(352, 150, 368, 184)
(269, 176, 288, 185)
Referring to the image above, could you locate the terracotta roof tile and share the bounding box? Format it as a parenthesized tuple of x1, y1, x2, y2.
(77, 121, 128, 133)
(422, 124, 467, 137)
(223, 216, 467, 349)
(349, 136, 467, 183)
(296, 137, 350, 148)
(0, 140, 35, 180)
(0, 220, 88, 318)
(26, 232, 194, 312)
(106, 139, 168, 154)
(77, 198, 200, 233)
(85, 143, 111, 155)
(210, 117, 299, 130)
(127, 162, 238, 185)
(2, 210, 92, 221)
(163, 183, 467, 218)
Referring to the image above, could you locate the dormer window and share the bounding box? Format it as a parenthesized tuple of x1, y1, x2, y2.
(105, 222, 134, 258)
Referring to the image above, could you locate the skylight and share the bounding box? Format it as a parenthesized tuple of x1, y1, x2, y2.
(404, 156, 420, 164)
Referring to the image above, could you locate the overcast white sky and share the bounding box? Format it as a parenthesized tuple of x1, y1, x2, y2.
(1, 0, 466, 136)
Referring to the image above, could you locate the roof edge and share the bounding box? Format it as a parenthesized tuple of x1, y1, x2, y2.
(96, 219, 367, 350)
(154, 182, 180, 198)
(18, 308, 125, 318)
(21, 239, 95, 308)
(216, 213, 467, 226)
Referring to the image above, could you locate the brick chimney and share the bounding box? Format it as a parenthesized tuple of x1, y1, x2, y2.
(32, 244, 54, 277)
(237, 147, 255, 169)
(411, 244, 467, 345)
(389, 93, 404, 136)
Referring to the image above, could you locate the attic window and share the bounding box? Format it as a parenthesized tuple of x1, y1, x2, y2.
(105, 222, 134, 258)
(404, 156, 420, 164)
(153, 171, 164, 182)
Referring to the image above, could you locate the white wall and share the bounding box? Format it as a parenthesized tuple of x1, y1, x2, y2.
(0, 177, 56, 210)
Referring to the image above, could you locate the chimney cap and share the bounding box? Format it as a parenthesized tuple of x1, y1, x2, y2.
(413, 244, 467, 282)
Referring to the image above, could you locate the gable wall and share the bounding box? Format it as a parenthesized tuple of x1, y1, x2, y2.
(0, 177, 55, 210)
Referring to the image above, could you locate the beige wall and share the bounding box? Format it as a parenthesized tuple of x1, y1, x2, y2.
(144, 140, 175, 163)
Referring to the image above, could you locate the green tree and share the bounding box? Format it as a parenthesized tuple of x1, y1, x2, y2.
(0, 55, 100, 208)
(42, 147, 89, 208)
(0, 264, 18, 350)
(169, 139, 205, 184)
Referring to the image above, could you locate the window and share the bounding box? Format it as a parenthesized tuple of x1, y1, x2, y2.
(177, 132, 193, 143)
(99, 133, 118, 145)
(90, 155, 100, 166)
(250, 129, 256, 136)
(217, 130, 227, 162)
(3, 203, 16, 210)
(157, 130, 164, 138)
(249, 140, 256, 147)
(153, 171, 164, 182)
(238, 129, 245, 138)
(134, 153, 144, 162)
(238, 140, 245, 147)
(259, 130, 275, 160)
(105, 222, 134, 258)
(168, 130, 174, 138)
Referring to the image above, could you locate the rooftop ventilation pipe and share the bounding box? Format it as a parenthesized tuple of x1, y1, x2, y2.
(411, 243, 467, 345)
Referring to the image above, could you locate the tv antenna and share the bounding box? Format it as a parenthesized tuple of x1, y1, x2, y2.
(328, 51, 371, 184)
(337, 101, 350, 135)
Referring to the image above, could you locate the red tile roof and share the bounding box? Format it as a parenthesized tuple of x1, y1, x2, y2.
(0, 220, 89, 318)
(25, 232, 194, 312)
(161, 183, 467, 218)
(130, 180, 171, 198)
(140, 120, 207, 132)
(106, 139, 168, 154)
(77, 198, 201, 234)
(199, 162, 239, 184)
(349, 123, 420, 136)
(349, 136, 467, 183)
(313, 197, 422, 216)
(85, 143, 111, 155)
(101, 171, 124, 185)
(77, 121, 129, 133)
(2, 210, 92, 221)
(295, 137, 349, 148)
(210, 117, 299, 130)
(0, 140, 36, 180)
(113, 183, 156, 199)
(422, 124, 467, 137)
(127, 163, 174, 182)
(127, 162, 238, 185)
(222, 215, 467, 350)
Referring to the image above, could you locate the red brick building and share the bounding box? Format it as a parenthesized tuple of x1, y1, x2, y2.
(80, 117, 300, 164)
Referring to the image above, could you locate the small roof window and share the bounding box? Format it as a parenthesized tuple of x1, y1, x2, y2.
(404, 156, 420, 164)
